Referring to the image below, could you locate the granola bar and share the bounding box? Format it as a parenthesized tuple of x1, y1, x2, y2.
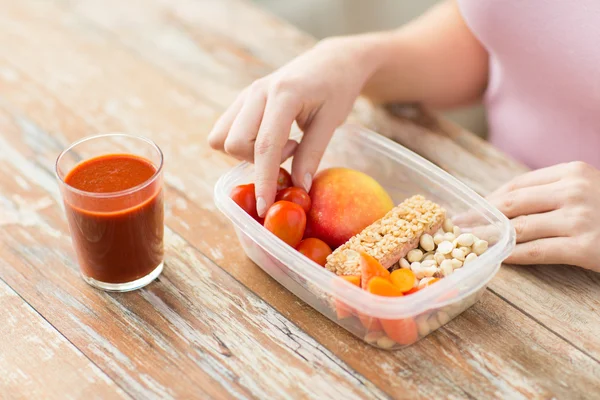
(325, 195, 446, 276)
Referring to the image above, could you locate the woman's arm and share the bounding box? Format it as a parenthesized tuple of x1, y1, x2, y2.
(209, 0, 489, 215)
(360, 0, 489, 107)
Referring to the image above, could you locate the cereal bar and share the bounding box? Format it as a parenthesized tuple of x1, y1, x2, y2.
(325, 195, 446, 276)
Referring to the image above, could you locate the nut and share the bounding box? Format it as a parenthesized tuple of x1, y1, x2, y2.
(437, 311, 451, 325)
(399, 257, 411, 269)
(407, 249, 424, 263)
(443, 218, 454, 233)
(419, 234, 435, 252)
(421, 259, 437, 268)
(444, 232, 456, 242)
(453, 226, 462, 237)
(418, 277, 435, 288)
(459, 246, 471, 254)
(464, 252, 478, 264)
(434, 252, 446, 266)
(437, 241, 454, 255)
(416, 315, 431, 337)
(414, 264, 436, 279)
(428, 315, 441, 332)
(422, 265, 437, 277)
(433, 233, 445, 245)
(423, 252, 435, 261)
(439, 259, 454, 276)
(451, 248, 466, 261)
(451, 259, 463, 269)
(377, 335, 397, 349)
(457, 233, 475, 247)
(472, 239, 489, 255)
(364, 331, 385, 344)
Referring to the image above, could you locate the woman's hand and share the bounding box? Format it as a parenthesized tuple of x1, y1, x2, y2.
(488, 161, 600, 272)
(208, 36, 382, 216)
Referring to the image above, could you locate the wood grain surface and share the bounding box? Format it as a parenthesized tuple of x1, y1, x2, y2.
(0, 0, 598, 399)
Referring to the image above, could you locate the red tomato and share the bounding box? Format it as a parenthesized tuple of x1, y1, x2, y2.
(296, 238, 332, 267)
(264, 201, 306, 247)
(277, 168, 293, 192)
(230, 184, 259, 220)
(275, 187, 311, 213)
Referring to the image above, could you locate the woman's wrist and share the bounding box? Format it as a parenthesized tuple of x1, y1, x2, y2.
(315, 32, 391, 85)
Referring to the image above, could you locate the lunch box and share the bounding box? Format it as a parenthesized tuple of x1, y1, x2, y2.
(215, 124, 515, 350)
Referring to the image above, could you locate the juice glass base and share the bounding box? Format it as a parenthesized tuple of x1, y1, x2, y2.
(82, 262, 164, 292)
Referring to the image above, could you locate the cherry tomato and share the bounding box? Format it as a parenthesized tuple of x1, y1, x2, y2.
(264, 201, 306, 247)
(296, 238, 332, 267)
(275, 187, 311, 213)
(230, 184, 259, 220)
(277, 168, 293, 192)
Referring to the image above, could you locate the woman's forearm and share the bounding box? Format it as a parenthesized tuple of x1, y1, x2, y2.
(356, 0, 489, 108)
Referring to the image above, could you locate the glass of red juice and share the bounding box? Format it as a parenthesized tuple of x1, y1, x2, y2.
(55, 134, 164, 292)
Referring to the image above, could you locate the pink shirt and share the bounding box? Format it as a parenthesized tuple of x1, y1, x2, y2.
(458, 1, 600, 169)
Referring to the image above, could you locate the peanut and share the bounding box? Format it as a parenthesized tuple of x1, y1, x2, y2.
(364, 331, 384, 344)
(437, 241, 454, 255)
(407, 249, 424, 263)
(434, 252, 446, 266)
(439, 259, 454, 276)
(472, 239, 489, 255)
(444, 232, 456, 242)
(418, 277, 436, 289)
(437, 311, 451, 325)
(423, 252, 435, 261)
(419, 233, 435, 252)
(457, 233, 475, 247)
(443, 218, 454, 233)
(451, 248, 466, 261)
(422, 265, 437, 277)
(427, 315, 441, 332)
(399, 257, 411, 269)
(433, 233, 445, 245)
(416, 315, 431, 337)
(464, 252, 478, 264)
(377, 335, 397, 349)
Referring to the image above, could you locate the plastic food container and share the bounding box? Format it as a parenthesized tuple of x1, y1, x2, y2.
(214, 124, 515, 350)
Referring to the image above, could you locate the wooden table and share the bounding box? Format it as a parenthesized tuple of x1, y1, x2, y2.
(1, 1, 598, 399)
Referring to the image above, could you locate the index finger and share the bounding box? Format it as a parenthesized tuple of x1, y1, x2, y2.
(490, 164, 565, 196)
(254, 95, 301, 216)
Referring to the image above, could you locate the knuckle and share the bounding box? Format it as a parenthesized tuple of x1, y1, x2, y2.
(569, 206, 591, 230)
(223, 138, 246, 157)
(513, 216, 527, 237)
(247, 79, 267, 95)
(254, 137, 277, 157)
(254, 174, 277, 191)
(526, 242, 543, 261)
(269, 77, 298, 96)
(577, 234, 595, 253)
(563, 179, 589, 204)
(568, 161, 592, 176)
(505, 181, 520, 193)
(501, 192, 517, 213)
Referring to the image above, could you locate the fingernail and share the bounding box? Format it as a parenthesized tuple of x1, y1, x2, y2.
(256, 197, 267, 217)
(303, 173, 312, 192)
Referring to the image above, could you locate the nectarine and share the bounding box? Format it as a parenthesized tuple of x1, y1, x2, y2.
(306, 168, 393, 248)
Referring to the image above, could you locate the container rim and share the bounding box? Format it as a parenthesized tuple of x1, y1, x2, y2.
(214, 123, 515, 317)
